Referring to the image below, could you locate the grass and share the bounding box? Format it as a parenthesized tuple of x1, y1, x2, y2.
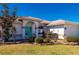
(0, 43, 79, 55)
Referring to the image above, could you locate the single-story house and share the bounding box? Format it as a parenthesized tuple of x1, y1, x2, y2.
(1, 16, 79, 41)
(47, 19, 79, 39)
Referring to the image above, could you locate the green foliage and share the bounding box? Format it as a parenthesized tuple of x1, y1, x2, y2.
(44, 31, 58, 43)
(0, 4, 17, 42)
(66, 36, 79, 42)
(34, 37, 43, 43)
(0, 44, 79, 54)
(45, 31, 53, 39)
(29, 37, 35, 43)
(44, 38, 50, 43)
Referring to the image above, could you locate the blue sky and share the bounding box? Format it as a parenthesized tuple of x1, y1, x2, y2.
(0, 3, 79, 22)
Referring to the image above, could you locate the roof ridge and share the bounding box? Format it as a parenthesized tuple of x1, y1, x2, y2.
(47, 19, 79, 26)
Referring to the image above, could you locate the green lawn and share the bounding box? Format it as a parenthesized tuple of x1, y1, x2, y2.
(0, 43, 79, 55)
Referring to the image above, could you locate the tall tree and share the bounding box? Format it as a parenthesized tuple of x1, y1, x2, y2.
(0, 4, 17, 42)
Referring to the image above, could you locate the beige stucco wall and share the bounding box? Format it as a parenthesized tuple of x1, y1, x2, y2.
(49, 24, 79, 39)
(50, 25, 64, 39)
(32, 21, 44, 37)
(64, 24, 79, 37)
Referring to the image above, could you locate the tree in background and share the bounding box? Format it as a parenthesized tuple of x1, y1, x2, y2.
(0, 4, 17, 42)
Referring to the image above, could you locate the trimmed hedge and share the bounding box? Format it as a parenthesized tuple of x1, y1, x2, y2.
(66, 36, 79, 42)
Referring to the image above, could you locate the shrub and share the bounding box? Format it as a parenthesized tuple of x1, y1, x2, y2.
(44, 38, 50, 43)
(34, 37, 43, 43)
(66, 36, 79, 42)
(29, 37, 35, 43)
(45, 31, 53, 39)
(44, 31, 58, 44)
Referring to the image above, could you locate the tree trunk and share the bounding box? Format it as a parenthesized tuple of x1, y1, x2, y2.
(12, 27, 16, 43)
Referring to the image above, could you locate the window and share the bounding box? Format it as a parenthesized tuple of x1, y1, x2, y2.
(64, 27, 67, 30)
(25, 33, 28, 35)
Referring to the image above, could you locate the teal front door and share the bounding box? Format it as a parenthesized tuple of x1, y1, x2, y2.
(25, 26, 32, 38)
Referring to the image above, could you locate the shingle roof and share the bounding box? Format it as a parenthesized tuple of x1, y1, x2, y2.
(47, 19, 79, 26)
(19, 16, 42, 22)
(41, 20, 50, 24)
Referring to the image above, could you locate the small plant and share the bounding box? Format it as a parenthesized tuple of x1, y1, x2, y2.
(29, 37, 35, 43)
(34, 37, 43, 44)
(44, 38, 50, 43)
